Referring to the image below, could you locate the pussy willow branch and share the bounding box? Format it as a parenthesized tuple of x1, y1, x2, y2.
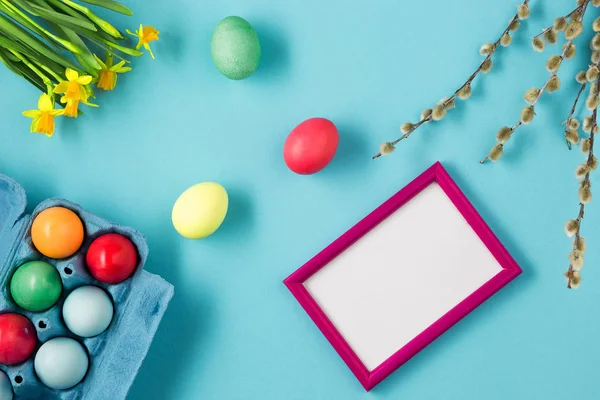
(567, 107, 597, 288)
(479, 49, 569, 164)
(534, 4, 585, 39)
(564, 81, 587, 149)
(479, 0, 591, 164)
(372, 0, 530, 159)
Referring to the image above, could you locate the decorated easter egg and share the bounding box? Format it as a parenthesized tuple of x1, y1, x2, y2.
(34, 337, 89, 390)
(86, 234, 138, 284)
(172, 182, 229, 239)
(63, 286, 114, 337)
(211, 16, 261, 80)
(0, 370, 12, 399)
(31, 206, 84, 259)
(10, 261, 62, 312)
(0, 313, 37, 365)
(284, 118, 339, 175)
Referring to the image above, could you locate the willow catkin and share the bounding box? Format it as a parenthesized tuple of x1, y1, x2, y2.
(480, 43, 495, 55)
(564, 43, 576, 59)
(458, 84, 472, 100)
(481, 58, 493, 73)
(581, 138, 591, 153)
(488, 144, 504, 161)
(565, 21, 584, 40)
(524, 88, 540, 104)
(576, 70, 587, 83)
(421, 108, 432, 120)
(521, 105, 535, 124)
(565, 219, 579, 237)
(554, 17, 568, 31)
(569, 118, 581, 130)
(517, 4, 530, 19)
(400, 122, 415, 134)
(592, 34, 600, 51)
(532, 37, 545, 52)
(500, 33, 512, 47)
(587, 65, 599, 82)
(579, 187, 592, 204)
(566, 129, 580, 144)
(380, 142, 395, 156)
(431, 105, 446, 121)
(593, 16, 600, 32)
(546, 55, 562, 72)
(544, 29, 558, 44)
(496, 126, 512, 143)
(547, 75, 561, 93)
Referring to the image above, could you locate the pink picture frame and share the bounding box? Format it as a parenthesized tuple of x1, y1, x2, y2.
(283, 162, 521, 391)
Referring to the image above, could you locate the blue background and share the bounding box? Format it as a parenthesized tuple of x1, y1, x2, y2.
(1, 0, 599, 398)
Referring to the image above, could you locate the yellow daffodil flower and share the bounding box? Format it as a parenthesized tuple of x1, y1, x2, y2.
(127, 24, 160, 59)
(22, 93, 64, 137)
(95, 53, 132, 91)
(53, 68, 93, 118)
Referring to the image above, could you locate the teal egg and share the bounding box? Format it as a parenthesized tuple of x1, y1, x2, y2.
(210, 16, 261, 80)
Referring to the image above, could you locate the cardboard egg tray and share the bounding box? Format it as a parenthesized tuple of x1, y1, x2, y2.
(0, 174, 174, 399)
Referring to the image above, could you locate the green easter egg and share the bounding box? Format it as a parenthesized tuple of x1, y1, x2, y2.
(10, 261, 62, 312)
(211, 16, 261, 80)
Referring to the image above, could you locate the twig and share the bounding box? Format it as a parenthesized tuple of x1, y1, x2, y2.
(480, 52, 569, 163)
(481, 0, 592, 163)
(533, 4, 584, 39)
(564, 80, 587, 150)
(372, 0, 530, 159)
(566, 74, 600, 289)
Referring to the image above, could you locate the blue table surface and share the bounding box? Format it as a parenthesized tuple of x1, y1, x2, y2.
(2, 0, 599, 398)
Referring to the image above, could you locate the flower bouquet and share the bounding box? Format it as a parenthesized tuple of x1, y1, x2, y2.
(0, 0, 159, 137)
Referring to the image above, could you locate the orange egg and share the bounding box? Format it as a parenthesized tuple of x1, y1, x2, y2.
(31, 207, 84, 259)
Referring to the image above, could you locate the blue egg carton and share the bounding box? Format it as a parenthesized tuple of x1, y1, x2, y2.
(0, 174, 174, 399)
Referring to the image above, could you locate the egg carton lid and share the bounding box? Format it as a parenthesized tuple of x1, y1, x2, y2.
(0, 173, 174, 400)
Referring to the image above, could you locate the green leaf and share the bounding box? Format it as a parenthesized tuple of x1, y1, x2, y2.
(77, 0, 133, 16)
(0, 1, 57, 47)
(0, 49, 47, 93)
(62, 0, 124, 38)
(29, 3, 98, 32)
(0, 0, 83, 53)
(0, 13, 79, 70)
(76, 28, 141, 57)
(51, 23, 101, 74)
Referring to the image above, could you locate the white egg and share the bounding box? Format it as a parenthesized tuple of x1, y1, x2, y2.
(63, 286, 114, 337)
(34, 337, 89, 390)
(0, 370, 13, 400)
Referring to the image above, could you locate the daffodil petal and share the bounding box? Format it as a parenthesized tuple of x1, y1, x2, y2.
(116, 67, 132, 73)
(30, 117, 40, 132)
(78, 75, 93, 85)
(110, 60, 127, 71)
(65, 68, 79, 81)
(23, 110, 40, 118)
(94, 54, 107, 69)
(50, 109, 64, 116)
(54, 82, 69, 94)
(38, 94, 53, 112)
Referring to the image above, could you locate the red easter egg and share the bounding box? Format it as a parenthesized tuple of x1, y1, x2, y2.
(86, 233, 138, 284)
(0, 313, 37, 365)
(284, 118, 339, 175)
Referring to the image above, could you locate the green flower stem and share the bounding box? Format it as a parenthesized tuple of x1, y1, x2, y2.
(0, 0, 82, 53)
(62, 0, 123, 38)
(7, 48, 53, 88)
(31, 58, 63, 82)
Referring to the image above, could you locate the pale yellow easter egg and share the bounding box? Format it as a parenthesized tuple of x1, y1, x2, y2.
(172, 182, 229, 239)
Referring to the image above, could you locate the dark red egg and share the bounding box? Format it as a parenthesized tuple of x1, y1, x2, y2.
(283, 118, 339, 175)
(86, 233, 138, 284)
(0, 313, 37, 365)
